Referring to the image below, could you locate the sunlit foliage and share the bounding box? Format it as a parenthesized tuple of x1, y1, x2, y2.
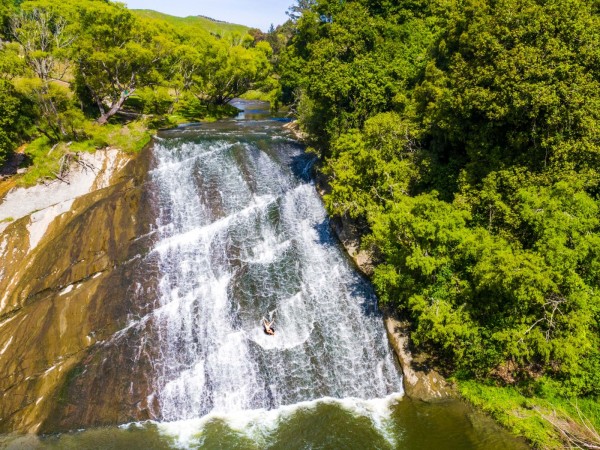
(0, 0, 271, 167)
(281, 0, 600, 397)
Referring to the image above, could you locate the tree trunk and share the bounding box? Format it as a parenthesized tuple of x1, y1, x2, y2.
(96, 90, 132, 125)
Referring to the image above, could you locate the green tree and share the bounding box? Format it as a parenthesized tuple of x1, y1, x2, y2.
(189, 38, 272, 105)
(0, 41, 26, 79)
(280, 0, 438, 150)
(0, 0, 19, 39)
(324, 112, 420, 218)
(0, 80, 32, 164)
(282, 0, 600, 394)
(415, 0, 600, 188)
(9, 0, 78, 139)
(73, 2, 171, 124)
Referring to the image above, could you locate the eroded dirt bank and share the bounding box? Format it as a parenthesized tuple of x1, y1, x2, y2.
(0, 148, 160, 433)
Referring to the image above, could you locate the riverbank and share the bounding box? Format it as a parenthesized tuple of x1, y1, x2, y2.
(459, 382, 600, 449)
(292, 121, 455, 404)
(0, 101, 243, 191)
(326, 205, 599, 449)
(301, 134, 598, 448)
(0, 120, 152, 190)
(316, 178, 457, 403)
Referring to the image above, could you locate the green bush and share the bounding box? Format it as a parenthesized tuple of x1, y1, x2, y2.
(0, 80, 32, 165)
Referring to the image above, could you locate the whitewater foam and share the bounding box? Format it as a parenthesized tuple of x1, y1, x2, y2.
(155, 394, 404, 449)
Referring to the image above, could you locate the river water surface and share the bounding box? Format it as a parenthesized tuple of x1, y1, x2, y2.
(1, 101, 528, 449)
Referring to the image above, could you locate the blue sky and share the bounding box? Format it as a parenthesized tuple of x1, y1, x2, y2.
(121, 0, 294, 31)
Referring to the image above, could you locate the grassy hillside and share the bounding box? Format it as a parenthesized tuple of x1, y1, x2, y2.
(132, 9, 249, 36)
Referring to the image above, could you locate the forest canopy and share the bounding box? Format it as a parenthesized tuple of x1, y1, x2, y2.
(279, 0, 600, 397)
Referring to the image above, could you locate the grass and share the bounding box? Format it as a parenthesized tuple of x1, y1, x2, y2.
(239, 85, 284, 111)
(18, 120, 153, 187)
(19, 137, 65, 186)
(458, 380, 600, 449)
(132, 9, 249, 36)
(172, 98, 240, 123)
(82, 121, 153, 154)
(239, 89, 273, 102)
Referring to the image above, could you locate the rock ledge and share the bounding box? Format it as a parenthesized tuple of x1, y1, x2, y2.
(384, 316, 455, 401)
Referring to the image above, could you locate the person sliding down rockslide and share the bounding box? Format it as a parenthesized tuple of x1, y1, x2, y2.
(262, 317, 275, 335)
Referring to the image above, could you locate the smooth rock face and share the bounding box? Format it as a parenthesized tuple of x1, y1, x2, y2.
(0, 150, 128, 236)
(0, 147, 158, 433)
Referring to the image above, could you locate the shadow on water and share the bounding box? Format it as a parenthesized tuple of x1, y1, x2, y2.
(355, 285, 380, 318)
(312, 219, 334, 247)
(289, 152, 316, 182)
(307, 217, 380, 319)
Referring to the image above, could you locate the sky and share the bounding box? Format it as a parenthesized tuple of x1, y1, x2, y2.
(121, 0, 295, 31)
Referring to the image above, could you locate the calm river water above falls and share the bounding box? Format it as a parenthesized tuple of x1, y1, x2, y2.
(1, 101, 527, 449)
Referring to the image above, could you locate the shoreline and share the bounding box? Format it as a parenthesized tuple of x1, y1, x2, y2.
(311, 166, 457, 404)
(304, 130, 596, 449)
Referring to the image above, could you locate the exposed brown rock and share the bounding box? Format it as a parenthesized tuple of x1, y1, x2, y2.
(0, 145, 160, 433)
(384, 317, 455, 402)
(283, 120, 307, 141)
(329, 215, 375, 276)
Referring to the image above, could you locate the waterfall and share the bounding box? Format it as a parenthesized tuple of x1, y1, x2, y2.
(147, 122, 402, 423)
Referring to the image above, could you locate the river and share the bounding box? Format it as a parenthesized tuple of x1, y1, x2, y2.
(0, 101, 527, 449)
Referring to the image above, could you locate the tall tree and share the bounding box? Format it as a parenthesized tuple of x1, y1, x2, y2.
(286, 0, 317, 22)
(179, 36, 272, 105)
(0, 79, 32, 164)
(8, 1, 79, 139)
(73, 2, 169, 124)
(0, 0, 16, 39)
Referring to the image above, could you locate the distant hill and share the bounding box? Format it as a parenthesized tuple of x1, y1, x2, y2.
(132, 10, 250, 36)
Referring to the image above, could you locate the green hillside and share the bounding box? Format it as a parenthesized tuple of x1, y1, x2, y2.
(132, 9, 250, 36)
